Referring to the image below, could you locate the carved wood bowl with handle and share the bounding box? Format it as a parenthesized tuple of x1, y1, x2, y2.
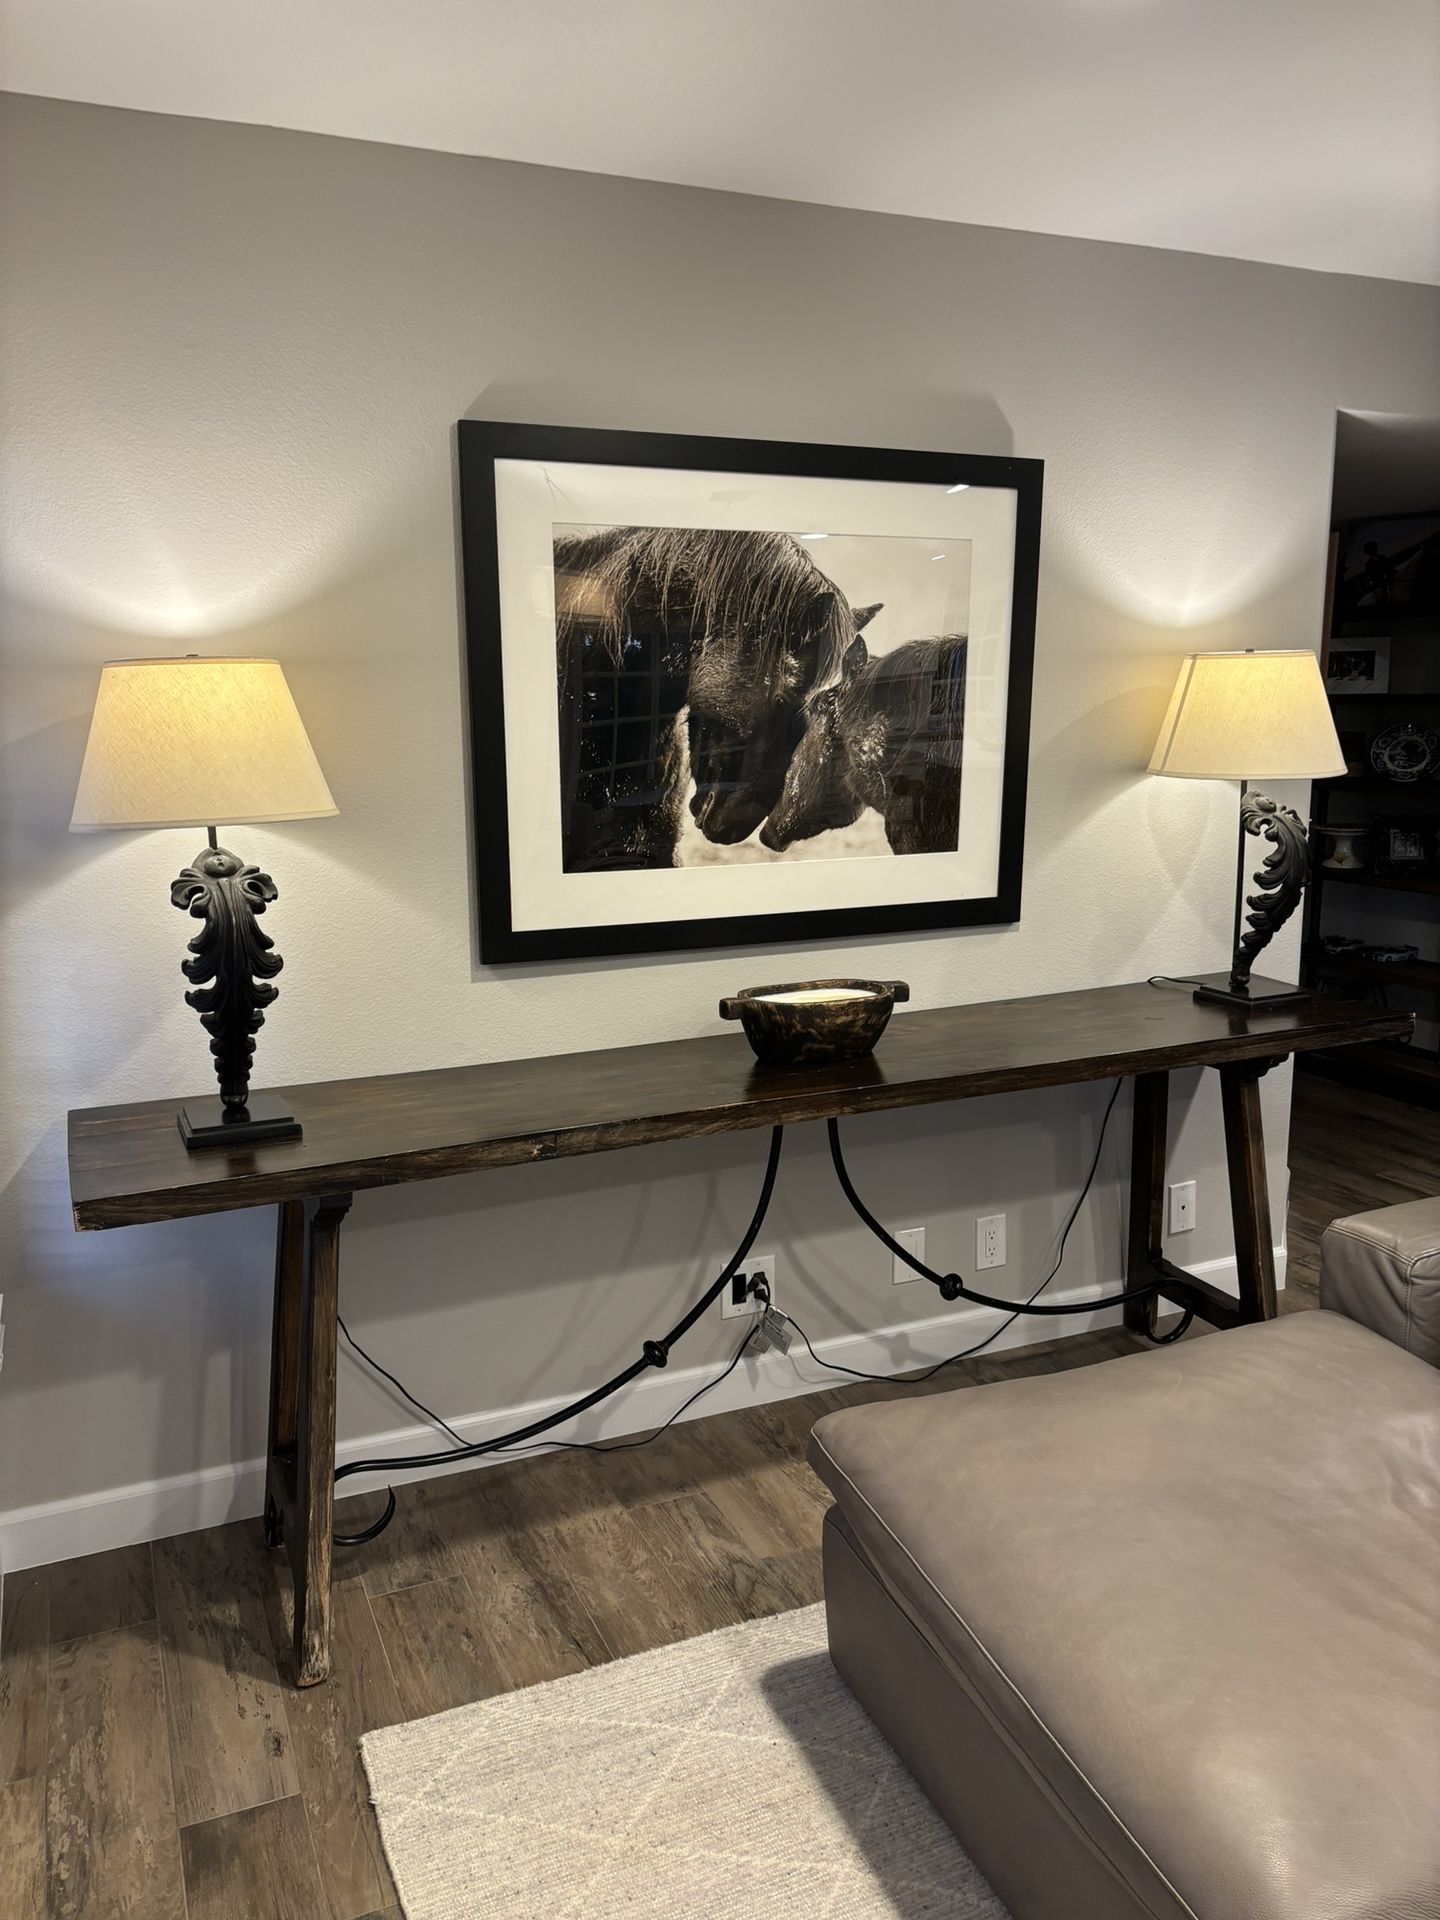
(719, 979, 910, 1067)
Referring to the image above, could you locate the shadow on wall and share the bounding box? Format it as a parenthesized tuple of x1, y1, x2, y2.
(458, 381, 1019, 462)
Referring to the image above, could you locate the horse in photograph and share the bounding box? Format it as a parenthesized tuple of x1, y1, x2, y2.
(760, 633, 968, 856)
(555, 526, 880, 870)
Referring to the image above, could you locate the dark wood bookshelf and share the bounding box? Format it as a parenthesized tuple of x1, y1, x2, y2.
(1314, 774, 1440, 798)
(1317, 867, 1440, 898)
(1327, 691, 1440, 706)
(1303, 588, 1440, 1104)
(1304, 948, 1440, 995)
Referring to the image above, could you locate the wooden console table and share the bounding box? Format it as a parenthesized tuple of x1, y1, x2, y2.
(68, 980, 1408, 1685)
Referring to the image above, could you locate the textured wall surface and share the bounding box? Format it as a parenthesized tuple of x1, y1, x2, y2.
(2, 94, 1437, 1558)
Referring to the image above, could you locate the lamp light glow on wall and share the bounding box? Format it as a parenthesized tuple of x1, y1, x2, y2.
(1148, 648, 1344, 1010)
(70, 657, 337, 1148)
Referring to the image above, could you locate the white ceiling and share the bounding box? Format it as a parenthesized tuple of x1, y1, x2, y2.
(3, 0, 1438, 285)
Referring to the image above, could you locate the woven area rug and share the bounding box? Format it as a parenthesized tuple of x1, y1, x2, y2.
(361, 1603, 1010, 1919)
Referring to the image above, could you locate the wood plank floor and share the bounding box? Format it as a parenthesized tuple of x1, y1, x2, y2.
(2, 1071, 1425, 1918)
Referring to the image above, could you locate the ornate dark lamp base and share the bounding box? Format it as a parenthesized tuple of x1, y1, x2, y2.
(178, 1092, 301, 1148)
(1189, 972, 1311, 1012)
(1193, 787, 1311, 1013)
(172, 834, 302, 1151)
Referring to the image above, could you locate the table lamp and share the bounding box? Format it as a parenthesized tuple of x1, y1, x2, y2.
(1148, 648, 1344, 1010)
(71, 656, 337, 1148)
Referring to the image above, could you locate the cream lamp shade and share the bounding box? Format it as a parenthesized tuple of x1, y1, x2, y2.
(70, 657, 338, 831)
(1147, 649, 1345, 781)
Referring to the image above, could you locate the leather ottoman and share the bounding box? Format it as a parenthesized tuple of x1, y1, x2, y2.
(1321, 1197, 1440, 1367)
(808, 1311, 1440, 1920)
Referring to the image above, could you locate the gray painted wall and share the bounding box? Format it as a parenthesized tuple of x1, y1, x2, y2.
(2, 94, 1437, 1563)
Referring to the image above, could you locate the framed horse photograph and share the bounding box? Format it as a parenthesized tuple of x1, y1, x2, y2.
(459, 420, 1042, 963)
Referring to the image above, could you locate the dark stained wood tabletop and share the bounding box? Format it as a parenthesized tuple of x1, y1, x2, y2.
(68, 980, 1410, 1230)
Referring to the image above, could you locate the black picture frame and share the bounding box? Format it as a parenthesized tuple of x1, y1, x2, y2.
(458, 420, 1043, 964)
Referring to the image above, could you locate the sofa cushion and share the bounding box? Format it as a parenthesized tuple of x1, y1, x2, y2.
(808, 1311, 1440, 1920)
(1322, 1198, 1440, 1367)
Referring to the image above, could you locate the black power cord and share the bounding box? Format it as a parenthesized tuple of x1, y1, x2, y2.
(339, 1315, 467, 1448)
(1142, 1306, 1195, 1344)
(827, 1083, 1162, 1316)
(334, 1080, 1187, 1545)
(781, 1076, 1131, 1385)
(331, 1124, 785, 1544)
(345, 1305, 766, 1462)
(486, 1319, 763, 1462)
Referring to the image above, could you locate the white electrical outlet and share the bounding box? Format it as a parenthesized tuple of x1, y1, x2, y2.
(976, 1214, 1006, 1269)
(721, 1253, 775, 1319)
(1168, 1181, 1197, 1234)
(892, 1226, 926, 1284)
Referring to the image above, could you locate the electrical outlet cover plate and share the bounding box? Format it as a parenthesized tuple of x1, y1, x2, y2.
(977, 1214, 1006, 1270)
(1168, 1181, 1197, 1234)
(722, 1253, 776, 1318)
(892, 1226, 925, 1285)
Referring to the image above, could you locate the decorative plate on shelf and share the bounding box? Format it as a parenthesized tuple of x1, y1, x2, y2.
(1370, 721, 1440, 783)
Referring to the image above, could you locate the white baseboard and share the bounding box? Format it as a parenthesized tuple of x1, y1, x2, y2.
(0, 1249, 1281, 1574)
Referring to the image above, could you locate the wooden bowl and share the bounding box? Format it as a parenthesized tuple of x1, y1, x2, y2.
(719, 979, 910, 1067)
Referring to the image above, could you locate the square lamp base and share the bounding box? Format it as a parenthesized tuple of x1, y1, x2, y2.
(178, 1093, 302, 1151)
(1190, 973, 1311, 1013)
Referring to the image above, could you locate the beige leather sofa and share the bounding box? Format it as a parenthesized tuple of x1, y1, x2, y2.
(808, 1210, 1440, 1920)
(1319, 1196, 1440, 1367)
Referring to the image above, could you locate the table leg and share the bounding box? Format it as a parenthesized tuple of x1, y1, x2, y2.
(263, 1201, 304, 1551)
(262, 1191, 352, 1687)
(1124, 1072, 1167, 1335)
(1218, 1062, 1278, 1323)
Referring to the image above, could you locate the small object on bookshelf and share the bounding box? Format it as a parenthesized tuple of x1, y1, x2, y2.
(1315, 824, 1368, 870)
(1370, 721, 1440, 783)
(1372, 818, 1434, 875)
(1325, 636, 1390, 694)
(1362, 942, 1421, 965)
(1320, 935, 1366, 956)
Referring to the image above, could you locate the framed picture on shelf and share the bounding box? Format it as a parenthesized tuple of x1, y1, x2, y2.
(1324, 635, 1390, 695)
(1372, 817, 1434, 875)
(1333, 511, 1440, 629)
(458, 420, 1043, 963)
